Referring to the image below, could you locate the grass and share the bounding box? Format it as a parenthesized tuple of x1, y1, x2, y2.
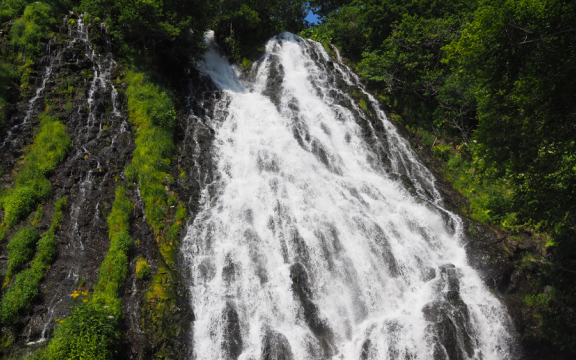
(0, 199, 66, 325)
(124, 71, 189, 356)
(4, 226, 39, 286)
(42, 187, 133, 359)
(0, 113, 71, 228)
(124, 72, 175, 233)
(30, 204, 44, 226)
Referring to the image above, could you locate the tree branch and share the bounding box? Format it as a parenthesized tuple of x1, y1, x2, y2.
(515, 28, 576, 46)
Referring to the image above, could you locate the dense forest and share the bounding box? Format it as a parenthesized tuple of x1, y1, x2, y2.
(0, 0, 574, 358)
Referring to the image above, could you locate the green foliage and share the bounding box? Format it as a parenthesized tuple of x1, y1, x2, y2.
(407, 126, 436, 147)
(1, 0, 77, 24)
(80, 0, 210, 66)
(10, 2, 55, 59)
(124, 72, 174, 232)
(298, 24, 332, 50)
(0, 62, 17, 124)
(322, 6, 366, 62)
(123, 71, 189, 357)
(165, 223, 180, 245)
(5, 226, 39, 283)
(44, 301, 122, 360)
(441, 1, 576, 349)
(44, 188, 133, 359)
(30, 204, 44, 226)
(96, 187, 133, 298)
(212, 0, 309, 62)
(445, 0, 576, 227)
(174, 204, 187, 222)
(0, 199, 66, 325)
(135, 257, 149, 280)
(0, 0, 28, 24)
(359, 15, 461, 122)
(1, 114, 71, 227)
(309, 0, 351, 18)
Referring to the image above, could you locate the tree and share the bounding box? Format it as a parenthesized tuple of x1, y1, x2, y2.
(211, 0, 308, 62)
(445, 0, 576, 349)
(81, 0, 211, 62)
(308, 0, 351, 18)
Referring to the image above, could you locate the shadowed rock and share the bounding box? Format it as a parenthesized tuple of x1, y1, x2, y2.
(262, 329, 294, 360)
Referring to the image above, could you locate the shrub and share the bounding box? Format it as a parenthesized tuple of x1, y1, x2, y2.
(1, 266, 43, 324)
(44, 301, 122, 360)
(5, 226, 39, 282)
(135, 257, 150, 280)
(2, 185, 44, 227)
(0, 199, 65, 324)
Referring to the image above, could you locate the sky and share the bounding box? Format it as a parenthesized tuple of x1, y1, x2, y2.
(305, 10, 320, 25)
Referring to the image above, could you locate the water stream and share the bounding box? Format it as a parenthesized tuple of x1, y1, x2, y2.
(23, 14, 128, 340)
(182, 32, 517, 360)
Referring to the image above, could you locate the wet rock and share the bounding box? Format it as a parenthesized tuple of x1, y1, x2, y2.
(289, 263, 333, 355)
(421, 264, 476, 360)
(360, 338, 372, 360)
(222, 301, 243, 360)
(262, 329, 294, 360)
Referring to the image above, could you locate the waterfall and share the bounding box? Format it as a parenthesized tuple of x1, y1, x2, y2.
(182, 32, 517, 360)
(15, 14, 131, 341)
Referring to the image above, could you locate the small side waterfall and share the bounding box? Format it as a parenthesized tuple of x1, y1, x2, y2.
(182, 32, 517, 359)
(18, 14, 131, 341)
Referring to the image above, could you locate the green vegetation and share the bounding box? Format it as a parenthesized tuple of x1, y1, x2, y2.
(80, 0, 210, 70)
(30, 204, 44, 226)
(124, 72, 175, 233)
(1, 0, 572, 355)
(124, 70, 190, 357)
(1, 0, 76, 24)
(42, 188, 133, 359)
(10, 2, 54, 60)
(304, 0, 576, 351)
(0, 114, 71, 227)
(0, 199, 66, 325)
(0, 63, 17, 125)
(4, 226, 39, 285)
(212, 0, 308, 62)
(135, 257, 149, 280)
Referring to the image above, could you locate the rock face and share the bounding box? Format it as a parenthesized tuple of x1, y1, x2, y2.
(0, 19, 573, 360)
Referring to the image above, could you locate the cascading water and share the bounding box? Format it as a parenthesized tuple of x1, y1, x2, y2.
(182, 32, 517, 360)
(19, 14, 131, 341)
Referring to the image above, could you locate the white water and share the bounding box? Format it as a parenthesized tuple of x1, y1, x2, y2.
(183, 32, 516, 360)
